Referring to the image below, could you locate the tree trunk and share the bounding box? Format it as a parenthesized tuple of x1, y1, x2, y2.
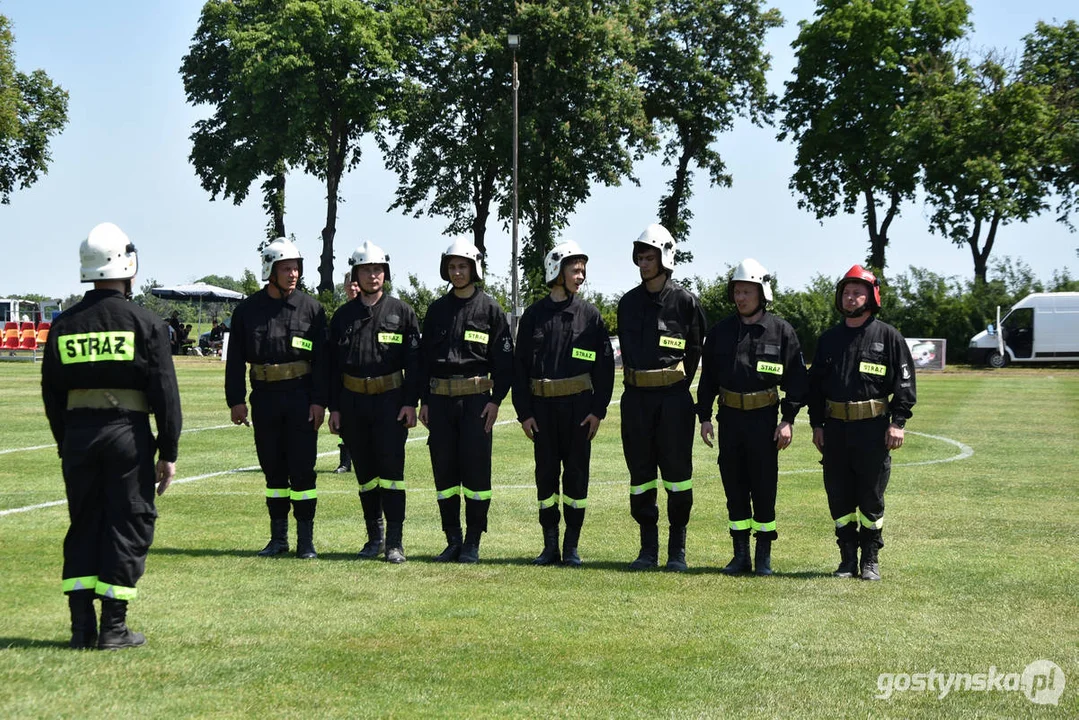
(863, 188, 901, 275)
(967, 212, 1000, 286)
(471, 163, 497, 259)
(658, 143, 695, 240)
(262, 163, 286, 240)
(318, 124, 348, 294)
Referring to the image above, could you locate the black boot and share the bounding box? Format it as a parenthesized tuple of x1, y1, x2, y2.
(385, 521, 406, 564)
(296, 519, 317, 559)
(721, 532, 752, 575)
(666, 525, 688, 572)
(834, 542, 859, 578)
(68, 593, 97, 650)
(458, 538, 480, 564)
(860, 543, 881, 581)
(433, 529, 463, 563)
(97, 598, 145, 650)
(357, 517, 384, 559)
(628, 524, 659, 570)
(562, 525, 582, 568)
(754, 536, 773, 576)
(334, 444, 352, 473)
(533, 525, 560, 566)
(257, 517, 289, 557)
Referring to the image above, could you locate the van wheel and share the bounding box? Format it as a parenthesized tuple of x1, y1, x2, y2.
(986, 350, 1007, 368)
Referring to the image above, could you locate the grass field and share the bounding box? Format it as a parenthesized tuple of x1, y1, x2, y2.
(1, 358, 1076, 718)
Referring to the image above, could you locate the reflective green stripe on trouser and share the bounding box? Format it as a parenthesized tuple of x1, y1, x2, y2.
(62, 575, 99, 594)
(427, 393, 492, 536)
(96, 581, 137, 601)
(822, 417, 890, 544)
(532, 393, 593, 529)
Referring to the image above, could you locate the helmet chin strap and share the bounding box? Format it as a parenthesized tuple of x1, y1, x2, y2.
(842, 302, 869, 318)
(124, 278, 134, 300)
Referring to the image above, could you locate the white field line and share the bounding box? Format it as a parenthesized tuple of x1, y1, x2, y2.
(1, 422, 973, 517)
(0, 423, 237, 456)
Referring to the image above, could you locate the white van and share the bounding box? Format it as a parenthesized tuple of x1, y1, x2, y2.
(968, 292, 1079, 367)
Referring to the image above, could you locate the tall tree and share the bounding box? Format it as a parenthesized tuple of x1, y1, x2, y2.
(638, 0, 782, 258)
(0, 14, 68, 204)
(380, 0, 513, 259)
(1022, 20, 1079, 226)
(514, 1, 653, 299)
(778, 0, 969, 274)
(907, 54, 1058, 284)
(182, 0, 399, 292)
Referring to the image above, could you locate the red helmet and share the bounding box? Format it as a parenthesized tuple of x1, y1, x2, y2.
(835, 265, 880, 314)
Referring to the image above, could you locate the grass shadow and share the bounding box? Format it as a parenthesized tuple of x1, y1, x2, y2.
(0, 637, 69, 650)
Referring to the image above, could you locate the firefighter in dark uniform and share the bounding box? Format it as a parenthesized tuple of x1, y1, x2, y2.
(328, 241, 420, 563)
(226, 238, 327, 559)
(697, 259, 808, 576)
(808, 265, 916, 581)
(512, 241, 615, 567)
(419, 238, 514, 564)
(617, 224, 707, 571)
(41, 222, 182, 650)
(334, 271, 359, 474)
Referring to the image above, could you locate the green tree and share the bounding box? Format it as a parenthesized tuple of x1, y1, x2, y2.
(639, 0, 782, 257)
(514, 1, 653, 300)
(1021, 20, 1079, 226)
(379, 0, 512, 257)
(778, 0, 970, 274)
(182, 0, 400, 292)
(195, 274, 245, 293)
(0, 14, 68, 204)
(907, 54, 1058, 284)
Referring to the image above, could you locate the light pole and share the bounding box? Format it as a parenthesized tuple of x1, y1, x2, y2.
(508, 33, 520, 336)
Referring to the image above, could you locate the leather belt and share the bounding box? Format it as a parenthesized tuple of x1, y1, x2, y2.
(343, 371, 403, 395)
(826, 398, 889, 421)
(67, 388, 149, 413)
(623, 361, 686, 388)
(719, 387, 778, 411)
(251, 360, 311, 382)
(429, 376, 493, 397)
(530, 373, 593, 398)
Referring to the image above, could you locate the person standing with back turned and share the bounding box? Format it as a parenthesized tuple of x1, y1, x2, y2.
(42, 222, 182, 649)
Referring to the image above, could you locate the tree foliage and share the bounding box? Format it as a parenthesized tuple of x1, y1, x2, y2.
(1022, 20, 1079, 226)
(182, 0, 401, 292)
(0, 14, 69, 204)
(905, 53, 1058, 284)
(779, 0, 970, 274)
(639, 0, 782, 256)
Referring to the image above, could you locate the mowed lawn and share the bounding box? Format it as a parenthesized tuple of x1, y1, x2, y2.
(0, 358, 1076, 718)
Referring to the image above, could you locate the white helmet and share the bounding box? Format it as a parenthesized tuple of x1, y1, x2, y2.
(728, 258, 773, 303)
(633, 223, 676, 273)
(80, 222, 138, 282)
(261, 237, 303, 282)
(544, 240, 588, 285)
(440, 237, 483, 282)
(350, 240, 391, 283)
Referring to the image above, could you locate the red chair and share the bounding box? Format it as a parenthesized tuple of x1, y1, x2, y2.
(19, 323, 37, 350)
(3, 322, 18, 349)
(36, 321, 50, 345)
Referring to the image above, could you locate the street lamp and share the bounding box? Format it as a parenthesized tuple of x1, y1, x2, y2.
(508, 33, 520, 336)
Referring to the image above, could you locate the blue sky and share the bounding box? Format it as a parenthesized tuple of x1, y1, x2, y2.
(1, 0, 1076, 303)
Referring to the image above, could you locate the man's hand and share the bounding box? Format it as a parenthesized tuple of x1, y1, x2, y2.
(328, 410, 342, 434)
(700, 421, 715, 448)
(885, 423, 905, 450)
(419, 404, 429, 428)
(309, 404, 325, 431)
(812, 427, 825, 454)
(231, 403, 249, 426)
(521, 417, 539, 440)
(398, 406, 417, 429)
(156, 460, 176, 496)
(480, 402, 499, 433)
(580, 414, 601, 441)
(774, 420, 793, 451)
